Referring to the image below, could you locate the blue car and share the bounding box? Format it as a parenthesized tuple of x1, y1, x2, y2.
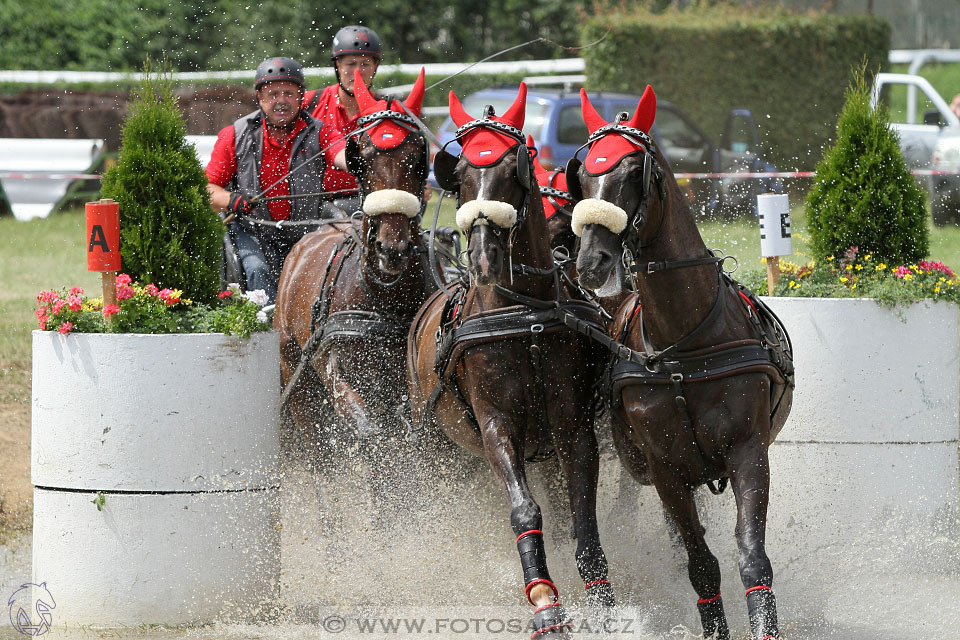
(432, 87, 781, 216)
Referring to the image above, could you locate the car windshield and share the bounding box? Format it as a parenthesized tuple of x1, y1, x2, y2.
(440, 94, 550, 139)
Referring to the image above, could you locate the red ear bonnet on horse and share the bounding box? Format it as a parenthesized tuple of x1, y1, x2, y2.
(354, 68, 425, 150)
(449, 83, 527, 166)
(581, 85, 656, 174)
(528, 134, 570, 219)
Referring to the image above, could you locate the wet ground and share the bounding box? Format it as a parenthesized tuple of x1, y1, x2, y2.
(3, 436, 960, 640)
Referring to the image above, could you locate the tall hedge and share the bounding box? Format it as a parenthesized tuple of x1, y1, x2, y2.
(580, 5, 890, 170)
(100, 62, 222, 303)
(806, 64, 928, 264)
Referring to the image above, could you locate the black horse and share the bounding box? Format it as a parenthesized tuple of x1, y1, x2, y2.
(570, 86, 794, 640)
(407, 84, 614, 638)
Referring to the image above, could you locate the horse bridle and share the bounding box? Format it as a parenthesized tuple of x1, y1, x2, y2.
(346, 102, 431, 288)
(567, 117, 667, 260)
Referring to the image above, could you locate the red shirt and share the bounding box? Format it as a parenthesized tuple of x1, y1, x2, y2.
(206, 115, 344, 221)
(302, 84, 359, 193)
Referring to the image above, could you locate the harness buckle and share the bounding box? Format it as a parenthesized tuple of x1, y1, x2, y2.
(646, 261, 659, 274)
(616, 344, 633, 361)
(671, 372, 684, 382)
(530, 323, 544, 334)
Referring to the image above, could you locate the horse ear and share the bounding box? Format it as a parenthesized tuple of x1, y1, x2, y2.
(449, 90, 473, 127)
(628, 85, 657, 133)
(501, 82, 527, 129)
(345, 135, 364, 176)
(353, 69, 377, 113)
(516, 144, 531, 190)
(580, 88, 608, 135)
(565, 157, 583, 202)
(434, 148, 460, 192)
(404, 67, 426, 116)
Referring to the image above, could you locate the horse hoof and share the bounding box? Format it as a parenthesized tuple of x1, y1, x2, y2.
(530, 603, 572, 639)
(746, 587, 779, 640)
(696, 594, 730, 640)
(585, 579, 615, 608)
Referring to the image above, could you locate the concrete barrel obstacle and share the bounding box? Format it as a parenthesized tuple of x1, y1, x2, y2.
(31, 331, 281, 627)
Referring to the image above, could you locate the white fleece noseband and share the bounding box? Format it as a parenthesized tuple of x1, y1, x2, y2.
(363, 189, 421, 218)
(456, 200, 518, 232)
(571, 198, 628, 236)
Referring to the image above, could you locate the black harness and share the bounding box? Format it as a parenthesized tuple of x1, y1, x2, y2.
(569, 119, 795, 493)
(419, 112, 606, 461)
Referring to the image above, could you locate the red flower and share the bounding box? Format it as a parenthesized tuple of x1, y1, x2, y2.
(35, 306, 48, 319)
(218, 290, 233, 299)
(58, 321, 73, 334)
(115, 274, 132, 287)
(65, 295, 83, 312)
(116, 285, 134, 301)
(103, 304, 120, 317)
(145, 284, 159, 297)
(70, 286, 84, 295)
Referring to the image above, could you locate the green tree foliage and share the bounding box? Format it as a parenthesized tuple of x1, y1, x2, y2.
(100, 60, 222, 302)
(806, 64, 928, 265)
(0, 0, 587, 71)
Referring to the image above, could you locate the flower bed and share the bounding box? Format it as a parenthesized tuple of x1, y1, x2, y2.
(35, 274, 271, 336)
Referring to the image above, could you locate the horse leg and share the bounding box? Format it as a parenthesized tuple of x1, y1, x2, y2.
(729, 442, 779, 640)
(477, 409, 572, 638)
(550, 413, 614, 610)
(652, 471, 730, 640)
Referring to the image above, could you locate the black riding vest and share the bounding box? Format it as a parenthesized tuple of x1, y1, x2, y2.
(229, 109, 326, 223)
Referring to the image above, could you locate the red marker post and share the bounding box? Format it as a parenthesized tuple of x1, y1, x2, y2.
(85, 199, 121, 321)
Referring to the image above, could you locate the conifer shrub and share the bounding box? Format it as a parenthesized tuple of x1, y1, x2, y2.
(806, 64, 929, 265)
(101, 59, 222, 303)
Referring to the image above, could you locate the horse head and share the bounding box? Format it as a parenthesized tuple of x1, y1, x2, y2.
(345, 68, 428, 277)
(436, 83, 541, 286)
(570, 86, 664, 293)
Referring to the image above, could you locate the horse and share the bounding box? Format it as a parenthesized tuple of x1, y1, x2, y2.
(407, 83, 615, 638)
(568, 86, 795, 640)
(274, 69, 433, 511)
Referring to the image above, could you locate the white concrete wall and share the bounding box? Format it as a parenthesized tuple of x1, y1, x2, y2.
(31, 331, 282, 626)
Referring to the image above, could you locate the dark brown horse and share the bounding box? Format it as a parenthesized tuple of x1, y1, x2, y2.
(274, 70, 432, 482)
(569, 87, 794, 640)
(407, 84, 614, 638)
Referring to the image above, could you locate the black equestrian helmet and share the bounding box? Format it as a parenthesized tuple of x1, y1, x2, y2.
(332, 26, 382, 61)
(254, 57, 305, 90)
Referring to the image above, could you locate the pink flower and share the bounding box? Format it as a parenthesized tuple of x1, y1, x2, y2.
(52, 300, 66, 314)
(116, 285, 134, 301)
(58, 321, 73, 334)
(65, 295, 83, 312)
(39, 317, 47, 331)
(894, 266, 911, 279)
(145, 284, 159, 297)
(35, 306, 48, 319)
(103, 304, 120, 317)
(37, 290, 59, 305)
(918, 260, 956, 277)
(70, 286, 84, 295)
(115, 274, 132, 287)
(158, 289, 180, 306)
(218, 290, 233, 299)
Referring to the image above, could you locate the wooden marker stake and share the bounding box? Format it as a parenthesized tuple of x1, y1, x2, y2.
(766, 258, 781, 296)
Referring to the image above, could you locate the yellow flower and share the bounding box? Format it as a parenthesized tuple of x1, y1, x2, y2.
(904, 274, 913, 281)
(851, 283, 857, 290)
(840, 277, 848, 283)
(827, 256, 835, 262)
(935, 286, 942, 293)
(864, 253, 873, 261)
(855, 264, 863, 271)
(878, 263, 887, 270)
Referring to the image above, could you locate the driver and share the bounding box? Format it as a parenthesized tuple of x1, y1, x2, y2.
(206, 56, 348, 303)
(302, 25, 382, 212)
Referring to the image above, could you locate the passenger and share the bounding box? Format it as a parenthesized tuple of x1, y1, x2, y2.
(951, 93, 960, 120)
(206, 56, 348, 303)
(302, 25, 382, 212)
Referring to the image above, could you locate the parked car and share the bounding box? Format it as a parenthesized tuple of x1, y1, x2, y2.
(432, 87, 781, 216)
(870, 73, 960, 226)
